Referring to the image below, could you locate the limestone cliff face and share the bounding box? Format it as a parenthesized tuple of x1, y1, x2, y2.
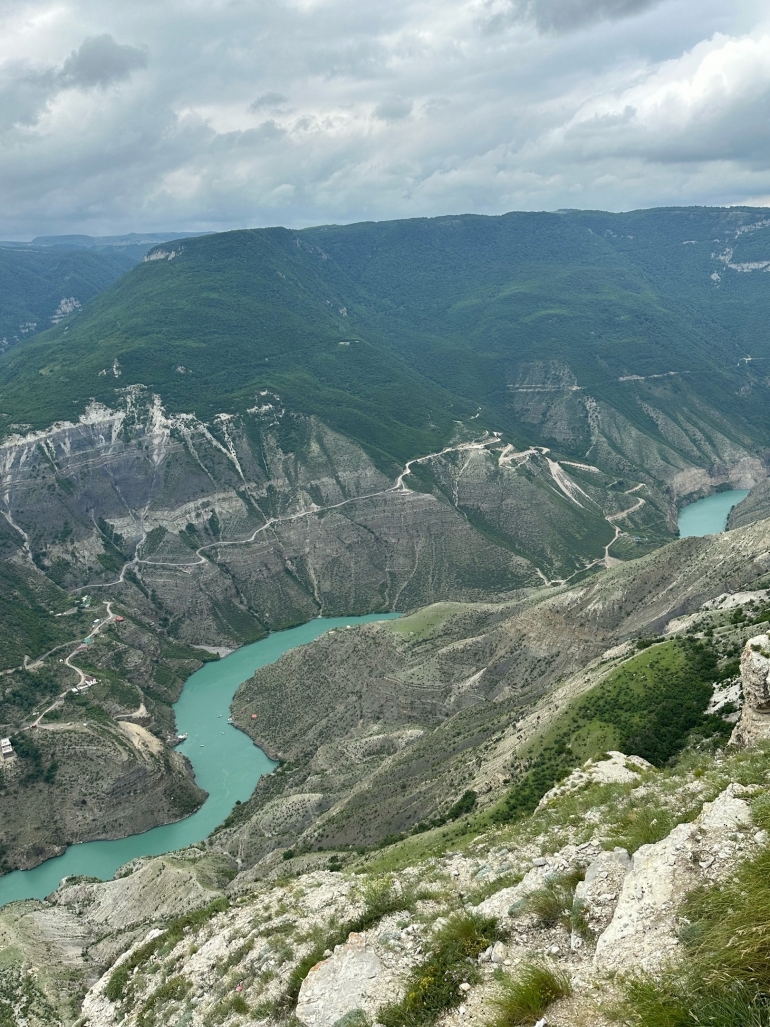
(0, 393, 543, 646)
(731, 634, 770, 746)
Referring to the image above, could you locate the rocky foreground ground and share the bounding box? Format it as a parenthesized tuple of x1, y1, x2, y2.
(5, 606, 770, 1027)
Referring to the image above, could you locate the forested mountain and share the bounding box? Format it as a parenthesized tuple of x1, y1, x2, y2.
(0, 233, 206, 352)
(3, 207, 770, 461)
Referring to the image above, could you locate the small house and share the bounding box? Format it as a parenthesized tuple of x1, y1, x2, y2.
(1, 737, 14, 761)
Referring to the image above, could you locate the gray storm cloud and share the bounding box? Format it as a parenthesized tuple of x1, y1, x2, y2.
(0, 0, 768, 237)
(0, 33, 147, 133)
(509, 0, 663, 32)
(58, 34, 147, 89)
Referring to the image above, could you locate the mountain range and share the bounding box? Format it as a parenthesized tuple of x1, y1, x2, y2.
(2, 206, 770, 1026)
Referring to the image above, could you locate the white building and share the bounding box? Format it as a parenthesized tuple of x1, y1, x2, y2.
(1, 737, 14, 761)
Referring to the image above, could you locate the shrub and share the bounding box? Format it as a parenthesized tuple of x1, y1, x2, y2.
(606, 804, 673, 854)
(490, 961, 572, 1026)
(137, 976, 190, 1026)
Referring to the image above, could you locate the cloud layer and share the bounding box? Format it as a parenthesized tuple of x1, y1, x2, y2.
(0, 0, 768, 236)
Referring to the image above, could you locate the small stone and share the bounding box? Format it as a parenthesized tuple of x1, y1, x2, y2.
(533, 858, 548, 867)
(534, 1018, 548, 1027)
(755, 831, 768, 845)
(547, 945, 560, 956)
(490, 941, 507, 964)
(459, 982, 471, 992)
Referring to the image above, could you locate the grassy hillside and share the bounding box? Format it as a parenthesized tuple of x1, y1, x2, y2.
(2, 207, 770, 468)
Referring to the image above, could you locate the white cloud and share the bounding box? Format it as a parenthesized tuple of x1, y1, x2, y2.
(0, 0, 768, 237)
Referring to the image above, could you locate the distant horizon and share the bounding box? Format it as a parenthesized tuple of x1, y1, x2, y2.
(3, 200, 770, 246)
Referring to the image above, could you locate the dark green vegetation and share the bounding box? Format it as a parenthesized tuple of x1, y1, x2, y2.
(379, 912, 501, 1027)
(3, 207, 770, 470)
(490, 961, 572, 1027)
(0, 965, 59, 1027)
(494, 638, 730, 824)
(0, 245, 133, 351)
(616, 824, 770, 1027)
(0, 564, 74, 669)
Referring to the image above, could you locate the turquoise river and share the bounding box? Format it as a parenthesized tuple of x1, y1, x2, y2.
(0, 613, 398, 907)
(678, 489, 749, 538)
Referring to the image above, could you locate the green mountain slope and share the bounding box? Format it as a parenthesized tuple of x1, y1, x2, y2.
(0, 246, 134, 352)
(3, 207, 770, 470)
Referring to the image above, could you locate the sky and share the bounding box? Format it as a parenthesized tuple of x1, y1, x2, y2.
(1, 0, 769, 237)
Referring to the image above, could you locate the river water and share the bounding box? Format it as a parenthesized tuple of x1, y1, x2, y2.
(678, 489, 750, 538)
(0, 613, 397, 907)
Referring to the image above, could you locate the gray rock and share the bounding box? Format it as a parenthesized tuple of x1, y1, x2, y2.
(595, 785, 752, 974)
(731, 636, 770, 745)
(297, 933, 388, 1027)
(490, 941, 508, 964)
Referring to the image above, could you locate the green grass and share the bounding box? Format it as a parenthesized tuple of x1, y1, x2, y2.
(137, 976, 190, 1026)
(387, 604, 469, 640)
(492, 638, 729, 824)
(518, 870, 584, 929)
(378, 912, 501, 1027)
(490, 961, 572, 1027)
(605, 802, 675, 854)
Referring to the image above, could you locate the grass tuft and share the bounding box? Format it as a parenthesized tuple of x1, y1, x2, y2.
(520, 870, 583, 929)
(606, 803, 673, 854)
(378, 911, 500, 1027)
(490, 961, 572, 1027)
(614, 846, 770, 1025)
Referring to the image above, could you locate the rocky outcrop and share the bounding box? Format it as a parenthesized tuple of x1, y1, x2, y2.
(572, 847, 631, 944)
(537, 752, 652, 809)
(730, 634, 770, 746)
(49, 853, 234, 930)
(594, 784, 757, 973)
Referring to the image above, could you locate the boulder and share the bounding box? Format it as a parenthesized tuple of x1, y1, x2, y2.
(296, 932, 394, 1027)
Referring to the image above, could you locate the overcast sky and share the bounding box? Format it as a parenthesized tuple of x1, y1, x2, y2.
(1, 0, 769, 237)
